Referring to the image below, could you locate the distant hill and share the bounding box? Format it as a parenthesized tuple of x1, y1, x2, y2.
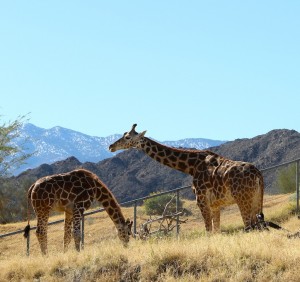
(12, 123, 225, 174)
(211, 129, 300, 169)
(16, 129, 300, 203)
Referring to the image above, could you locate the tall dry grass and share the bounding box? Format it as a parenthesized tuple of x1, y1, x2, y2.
(1, 194, 299, 281)
(1, 230, 300, 282)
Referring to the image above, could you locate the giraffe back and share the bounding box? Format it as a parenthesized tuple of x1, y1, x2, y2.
(30, 169, 98, 212)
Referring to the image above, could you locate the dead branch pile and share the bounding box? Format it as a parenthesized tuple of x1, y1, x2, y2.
(136, 194, 188, 240)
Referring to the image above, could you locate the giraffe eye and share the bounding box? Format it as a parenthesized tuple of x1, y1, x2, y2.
(124, 135, 131, 140)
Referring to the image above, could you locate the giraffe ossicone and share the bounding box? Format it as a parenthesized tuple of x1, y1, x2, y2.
(109, 124, 264, 232)
(24, 169, 132, 255)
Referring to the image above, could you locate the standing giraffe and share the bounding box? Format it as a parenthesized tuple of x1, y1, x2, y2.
(109, 124, 264, 232)
(24, 169, 132, 255)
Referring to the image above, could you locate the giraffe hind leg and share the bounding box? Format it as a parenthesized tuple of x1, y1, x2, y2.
(251, 188, 264, 228)
(63, 212, 73, 252)
(235, 198, 254, 231)
(36, 211, 50, 255)
(72, 207, 84, 251)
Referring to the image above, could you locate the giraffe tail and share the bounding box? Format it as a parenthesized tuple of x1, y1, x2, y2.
(24, 184, 34, 238)
(23, 224, 30, 238)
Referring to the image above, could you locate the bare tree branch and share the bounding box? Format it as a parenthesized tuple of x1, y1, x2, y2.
(137, 195, 188, 240)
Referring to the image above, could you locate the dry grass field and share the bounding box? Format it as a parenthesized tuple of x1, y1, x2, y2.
(1, 194, 300, 281)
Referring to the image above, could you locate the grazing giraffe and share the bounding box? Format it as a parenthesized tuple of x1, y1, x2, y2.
(24, 169, 132, 254)
(109, 124, 264, 232)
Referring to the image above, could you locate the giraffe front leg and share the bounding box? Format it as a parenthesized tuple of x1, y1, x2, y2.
(72, 207, 84, 252)
(196, 194, 213, 232)
(63, 212, 73, 252)
(211, 208, 221, 233)
(36, 212, 50, 255)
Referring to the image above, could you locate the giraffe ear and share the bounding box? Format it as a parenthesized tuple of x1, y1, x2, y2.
(138, 130, 147, 137)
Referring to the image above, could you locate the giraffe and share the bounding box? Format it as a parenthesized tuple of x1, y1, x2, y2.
(109, 124, 264, 232)
(24, 169, 133, 255)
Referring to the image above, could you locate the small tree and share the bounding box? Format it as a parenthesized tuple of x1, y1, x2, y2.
(144, 192, 183, 215)
(277, 164, 296, 194)
(0, 176, 36, 223)
(0, 115, 31, 176)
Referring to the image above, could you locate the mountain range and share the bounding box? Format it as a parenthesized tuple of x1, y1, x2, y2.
(13, 123, 225, 175)
(15, 128, 300, 203)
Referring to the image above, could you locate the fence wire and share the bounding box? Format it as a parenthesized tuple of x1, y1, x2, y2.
(0, 159, 299, 256)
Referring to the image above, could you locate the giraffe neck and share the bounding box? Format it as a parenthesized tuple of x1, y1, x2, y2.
(94, 181, 126, 226)
(139, 137, 208, 175)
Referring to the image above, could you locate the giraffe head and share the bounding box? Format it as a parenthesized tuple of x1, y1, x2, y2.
(116, 218, 133, 247)
(109, 124, 147, 152)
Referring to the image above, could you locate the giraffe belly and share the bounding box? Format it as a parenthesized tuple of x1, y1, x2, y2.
(52, 201, 73, 212)
(207, 188, 235, 209)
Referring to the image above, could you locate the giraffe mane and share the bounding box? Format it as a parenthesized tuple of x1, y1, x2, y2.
(144, 136, 220, 157)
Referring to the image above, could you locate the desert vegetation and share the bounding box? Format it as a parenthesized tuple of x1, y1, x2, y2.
(2, 231, 300, 282)
(143, 192, 183, 215)
(1, 195, 299, 281)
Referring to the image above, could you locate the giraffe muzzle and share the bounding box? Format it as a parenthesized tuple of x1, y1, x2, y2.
(109, 145, 116, 152)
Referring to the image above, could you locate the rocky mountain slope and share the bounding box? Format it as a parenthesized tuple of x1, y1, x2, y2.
(211, 129, 300, 169)
(16, 129, 300, 203)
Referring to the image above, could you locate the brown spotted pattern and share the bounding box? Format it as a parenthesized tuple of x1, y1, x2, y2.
(109, 124, 264, 232)
(27, 169, 132, 254)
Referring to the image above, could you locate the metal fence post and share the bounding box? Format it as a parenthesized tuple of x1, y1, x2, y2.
(133, 201, 137, 237)
(176, 190, 180, 237)
(296, 161, 300, 214)
(81, 215, 85, 250)
(26, 230, 30, 256)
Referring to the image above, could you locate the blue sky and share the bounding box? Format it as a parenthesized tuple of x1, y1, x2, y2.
(1, 1, 299, 141)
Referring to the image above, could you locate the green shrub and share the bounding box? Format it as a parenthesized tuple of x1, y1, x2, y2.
(144, 193, 183, 215)
(277, 164, 297, 194)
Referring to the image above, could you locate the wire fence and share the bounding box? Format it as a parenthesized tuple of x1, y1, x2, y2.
(1, 158, 299, 256)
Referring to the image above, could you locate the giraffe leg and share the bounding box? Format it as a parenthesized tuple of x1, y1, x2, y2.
(235, 198, 253, 230)
(234, 187, 261, 230)
(63, 212, 73, 252)
(211, 208, 221, 232)
(72, 207, 84, 252)
(250, 189, 263, 227)
(196, 194, 213, 232)
(36, 211, 50, 255)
